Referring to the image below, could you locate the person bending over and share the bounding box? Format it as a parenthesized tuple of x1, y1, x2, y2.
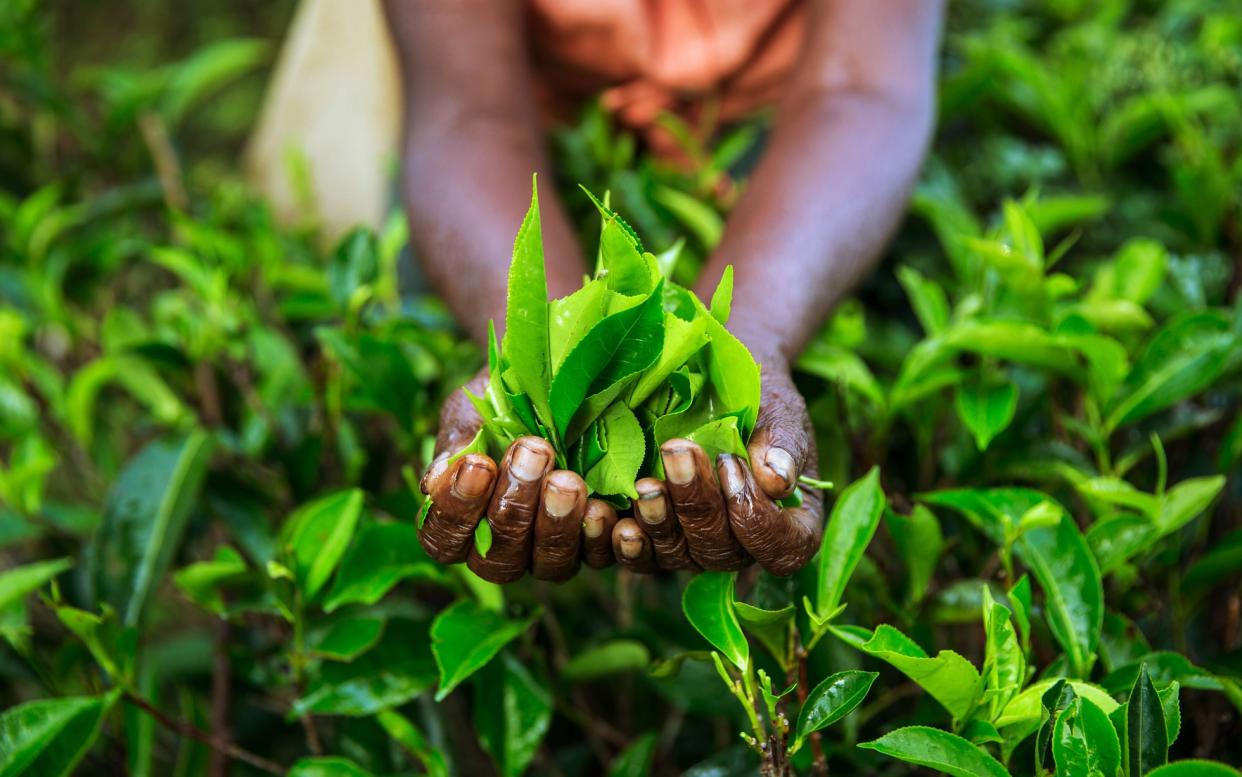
(383, 0, 944, 582)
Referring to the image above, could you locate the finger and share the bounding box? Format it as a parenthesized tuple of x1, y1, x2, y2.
(581, 499, 619, 569)
(433, 371, 488, 459)
(660, 440, 749, 570)
(612, 517, 656, 573)
(467, 437, 555, 583)
(417, 454, 497, 563)
(717, 454, 822, 576)
(746, 380, 812, 499)
(532, 470, 586, 582)
(634, 478, 697, 570)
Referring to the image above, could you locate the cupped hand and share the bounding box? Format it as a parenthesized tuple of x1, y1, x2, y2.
(418, 369, 604, 583)
(417, 364, 823, 581)
(614, 363, 824, 577)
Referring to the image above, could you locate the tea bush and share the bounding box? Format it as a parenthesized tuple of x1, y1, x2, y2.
(1, 1, 1240, 775)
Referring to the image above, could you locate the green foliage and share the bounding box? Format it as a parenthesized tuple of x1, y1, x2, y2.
(1, 1, 1239, 775)
(469, 183, 759, 504)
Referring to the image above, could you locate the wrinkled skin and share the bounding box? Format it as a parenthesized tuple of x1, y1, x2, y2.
(417, 364, 824, 582)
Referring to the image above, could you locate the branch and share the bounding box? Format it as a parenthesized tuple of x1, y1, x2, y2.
(125, 692, 284, 776)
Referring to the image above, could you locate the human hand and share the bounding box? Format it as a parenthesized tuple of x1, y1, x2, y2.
(418, 362, 824, 582)
(418, 369, 618, 583)
(610, 360, 824, 576)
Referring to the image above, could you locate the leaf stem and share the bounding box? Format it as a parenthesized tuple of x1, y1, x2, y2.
(125, 691, 283, 775)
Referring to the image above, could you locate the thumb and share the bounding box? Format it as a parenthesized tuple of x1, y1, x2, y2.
(423, 372, 487, 494)
(746, 370, 811, 499)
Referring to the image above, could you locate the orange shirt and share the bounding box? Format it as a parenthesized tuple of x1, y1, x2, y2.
(529, 0, 806, 137)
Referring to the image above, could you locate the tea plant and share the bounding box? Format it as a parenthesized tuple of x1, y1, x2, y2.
(1, 1, 1240, 775)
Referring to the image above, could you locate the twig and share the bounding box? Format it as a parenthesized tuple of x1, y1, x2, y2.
(207, 613, 233, 777)
(125, 692, 284, 775)
(796, 646, 827, 776)
(137, 111, 189, 211)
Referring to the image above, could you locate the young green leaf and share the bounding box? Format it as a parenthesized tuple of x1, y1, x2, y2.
(815, 467, 884, 620)
(859, 725, 1010, 777)
(323, 522, 443, 612)
(502, 178, 555, 437)
(833, 623, 983, 724)
(709, 265, 733, 324)
(549, 281, 664, 436)
(1052, 697, 1122, 777)
(792, 670, 877, 752)
(281, 489, 365, 601)
(955, 379, 1018, 451)
(981, 587, 1025, 721)
(682, 572, 748, 670)
(584, 402, 645, 499)
(0, 557, 73, 612)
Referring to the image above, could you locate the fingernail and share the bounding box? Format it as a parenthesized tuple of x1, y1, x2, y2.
(662, 446, 695, 485)
(544, 482, 576, 518)
(718, 455, 746, 497)
(583, 513, 603, 538)
(452, 461, 492, 499)
(635, 489, 666, 525)
(510, 443, 548, 482)
(620, 536, 644, 559)
(765, 448, 795, 487)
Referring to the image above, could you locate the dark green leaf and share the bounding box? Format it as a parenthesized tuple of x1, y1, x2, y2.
(90, 431, 213, 626)
(792, 670, 877, 752)
(608, 732, 658, 777)
(1127, 666, 1168, 776)
(288, 757, 373, 777)
(0, 693, 117, 777)
(293, 619, 435, 717)
(430, 600, 537, 700)
(1145, 762, 1241, 777)
(474, 653, 552, 777)
(309, 616, 385, 662)
(1017, 513, 1103, 678)
(563, 640, 651, 681)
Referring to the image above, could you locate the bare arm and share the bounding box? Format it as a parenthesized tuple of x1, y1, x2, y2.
(383, 0, 585, 345)
(695, 0, 945, 366)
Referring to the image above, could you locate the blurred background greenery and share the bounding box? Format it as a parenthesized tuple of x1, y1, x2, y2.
(2, 0, 1240, 775)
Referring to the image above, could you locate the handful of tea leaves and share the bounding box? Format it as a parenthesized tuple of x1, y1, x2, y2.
(456, 179, 762, 504)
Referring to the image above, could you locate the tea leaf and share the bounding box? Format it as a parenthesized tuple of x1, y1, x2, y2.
(859, 726, 1009, 777)
(682, 572, 748, 670)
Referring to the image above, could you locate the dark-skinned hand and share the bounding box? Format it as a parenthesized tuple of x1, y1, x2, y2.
(417, 361, 824, 583)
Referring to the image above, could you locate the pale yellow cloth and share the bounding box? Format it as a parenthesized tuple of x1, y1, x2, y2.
(245, 0, 401, 241)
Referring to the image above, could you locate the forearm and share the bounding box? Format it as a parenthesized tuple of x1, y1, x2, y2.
(695, 0, 943, 366)
(384, 0, 584, 346)
(696, 91, 934, 363)
(402, 125, 584, 345)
